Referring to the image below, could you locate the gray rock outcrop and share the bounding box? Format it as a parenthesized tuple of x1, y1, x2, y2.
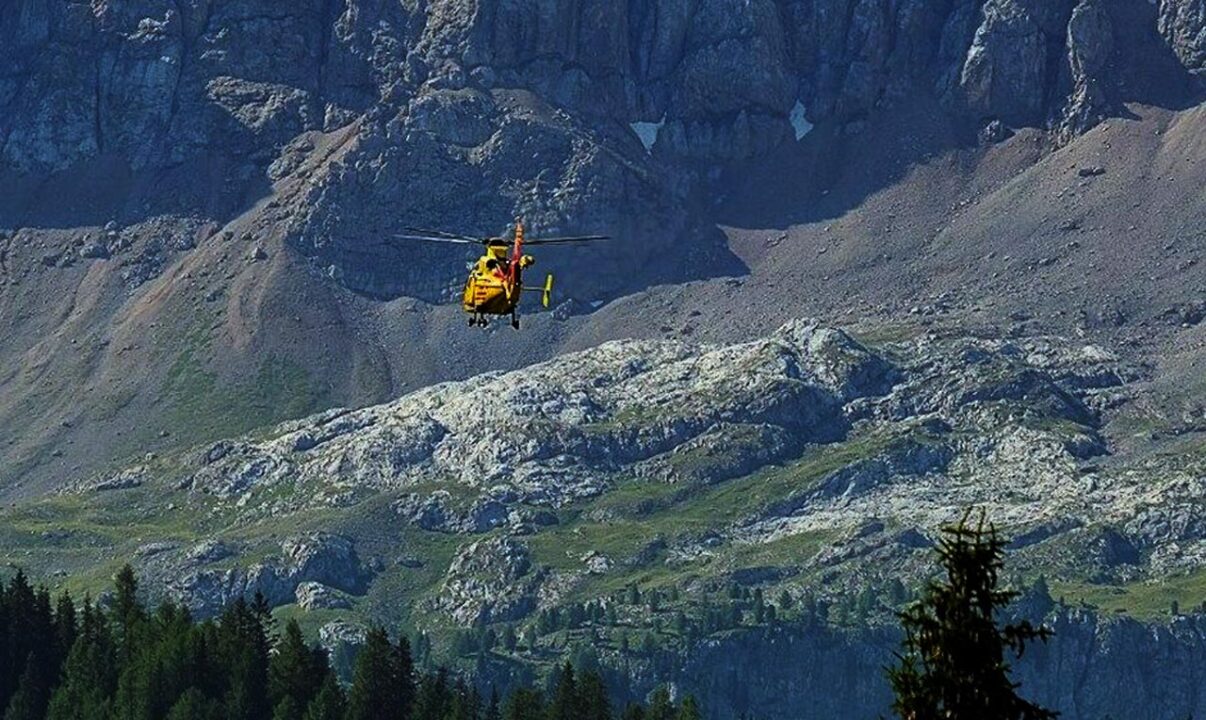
(186, 320, 898, 508)
(1160, 0, 1206, 79)
(157, 532, 372, 617)
(164, 319, 1206, 620)
(435, 536, 546, 625)
(295, 581, 353, 611)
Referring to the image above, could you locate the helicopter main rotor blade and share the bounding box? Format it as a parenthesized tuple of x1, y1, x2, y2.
(392, 234, 484, 245)
(523, 235, 611, 246)
(401, 227, 483, 242)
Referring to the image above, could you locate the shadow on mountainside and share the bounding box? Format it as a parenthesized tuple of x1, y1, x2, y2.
(712, 94, 977, 231)
(0, 152, 274, 232)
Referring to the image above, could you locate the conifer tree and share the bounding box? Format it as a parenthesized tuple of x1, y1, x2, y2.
(470, 684, 485, 719)
(0, 603, 7, 716)
(108, 569, 155, 720)
(548, 662, 580, 720)
(134, 601, 201, 720)
(777, 590, 794, 611)
(302, 674, 345, 720)
(647, 686, 675, 720)
(215, 597, 271, 720)
(46, 604, 116, 720)
(29, 588, 56, 691)
(0, 567, 708, 720)
(578, 669, 612, 720)
(485, 687, 502, 720)
(395, 635, 417, 717)
(253, 592, 274, 633)
(1, 572, 41, 711)
(413, 665, 452, 720)
(51, 592, 77, 671)
(110, 646, 160, 720)
(1031, 576, 1052, 608)
(676, 696, 702, 720)
(347, 628, 412, 720)
(672, 612, 686, 636)
(165, 688, 223, 720)
(272, 697, 302, 720)
(502, 687, 545, 720)
(3, 653, 48, 720)
(269, 619, 329, 715)
(448, 679, 481, 720)
(544, 663, 564, 701)
(887, 510, 1057, 720)
(113, 565, 144, 648)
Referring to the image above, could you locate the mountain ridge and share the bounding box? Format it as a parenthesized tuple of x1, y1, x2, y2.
(2, 317, 1204, 717)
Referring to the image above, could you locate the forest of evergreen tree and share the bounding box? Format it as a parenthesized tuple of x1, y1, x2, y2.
(0, 566, 702, 720)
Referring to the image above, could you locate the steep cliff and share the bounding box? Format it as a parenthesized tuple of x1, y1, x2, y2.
(2, 1, 1202, 175)
(661, 611, 1206, 719)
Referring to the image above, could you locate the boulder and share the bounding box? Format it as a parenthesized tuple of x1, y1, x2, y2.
(295, 581, 353, 611)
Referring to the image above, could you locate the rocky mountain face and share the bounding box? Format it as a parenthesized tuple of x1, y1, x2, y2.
(4, 320, 1202, 718)
(155, 320, 1205, 611)
(0, 0, 1203, 494)
(4, 0, 1203, 171)
(2, 0, 1203, 296)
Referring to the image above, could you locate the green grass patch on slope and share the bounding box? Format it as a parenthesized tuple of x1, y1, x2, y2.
(528, 435, 894, 598)
(1052, 567, 1206, 620)
(163, 325, 328, 443)
(0, 482, 226, 595)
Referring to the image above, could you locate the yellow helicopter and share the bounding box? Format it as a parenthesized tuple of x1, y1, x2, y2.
(394, 221, 609, 328)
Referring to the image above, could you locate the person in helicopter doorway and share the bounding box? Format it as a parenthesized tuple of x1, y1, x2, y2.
(478, 241, 534, 280)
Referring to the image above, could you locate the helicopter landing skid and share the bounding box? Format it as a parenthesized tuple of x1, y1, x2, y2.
(466, 311, 518, 329)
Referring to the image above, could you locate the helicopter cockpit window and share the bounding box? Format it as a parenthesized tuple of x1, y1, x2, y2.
(485, 259, 498, 270)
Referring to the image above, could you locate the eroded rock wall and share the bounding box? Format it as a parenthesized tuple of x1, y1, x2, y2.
(3, 0, 1202, 174)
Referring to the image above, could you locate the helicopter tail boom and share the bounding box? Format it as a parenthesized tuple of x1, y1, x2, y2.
(519, 274, 555, 307)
